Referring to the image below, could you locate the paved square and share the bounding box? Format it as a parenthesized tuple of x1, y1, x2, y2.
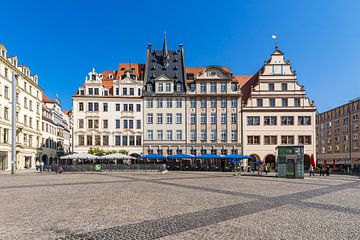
(0, 172, 359, 240)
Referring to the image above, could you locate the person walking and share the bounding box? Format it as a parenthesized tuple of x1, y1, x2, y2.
(326, 166, 330, 176)
(35, 160, 40, 173)
(309, 165, 315, 177)
(265, 164, 268, 175)
(319, 166, 324, 176)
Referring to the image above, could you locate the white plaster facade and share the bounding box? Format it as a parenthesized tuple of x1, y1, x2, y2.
(73, 68, 143, 155)
(0, 44, 42, 170)
(242, 46, 316, 168)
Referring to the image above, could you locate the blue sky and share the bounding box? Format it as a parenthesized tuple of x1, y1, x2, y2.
(1, 0, 359, 112)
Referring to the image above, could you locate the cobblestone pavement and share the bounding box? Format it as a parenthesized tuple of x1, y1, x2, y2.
(0, 172, 359, 240)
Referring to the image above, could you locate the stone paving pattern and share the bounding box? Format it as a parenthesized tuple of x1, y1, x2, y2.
(0, 172, 359, 240)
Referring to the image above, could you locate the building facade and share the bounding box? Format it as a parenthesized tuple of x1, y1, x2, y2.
(73, 65, 144, 155)
(40, 94, 71, 165)
(186, 66, 242, 156)
(240, 45, 317, 169)
(0, 43, 43, 170)
(143, 36, 187, 155)
(316, 98, 360, 170)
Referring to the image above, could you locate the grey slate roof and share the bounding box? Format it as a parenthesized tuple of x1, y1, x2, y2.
(144, 35, 186, 94)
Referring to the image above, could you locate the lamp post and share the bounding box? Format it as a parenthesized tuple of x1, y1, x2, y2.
(11, 73, 18, 174)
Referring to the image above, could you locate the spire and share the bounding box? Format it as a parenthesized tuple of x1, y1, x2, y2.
(163, 32, 168, 57)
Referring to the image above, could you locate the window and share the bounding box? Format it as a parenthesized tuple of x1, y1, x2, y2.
(124, 120, 129, 129)
(165, 83, 171, 92)
(94, 135, 101, 145)
(88, 88, 93, 95)
(190, 130, 196, 140)
(221, 114, 227, 124)
(220, 83, 227, 92)
(264, 116, 277, 125)
(211, 113, 216, 124)
(247, 116, 260, 125)
(147, 113, 153, 124)
(190, 99, 196, 108)
(231, 99, 237, 108)
(103, 120, 108, 129)
(103, 90, 109, 96)
(282, 98, 288, 107)
(231, 130, 237, 141)
(201, 130, 206, 140)
(167, 130, 173, 140)
(77, 135, 84, 146)
(231, 114, 237, 124)
(298, 136, 312, 145)
(210, 83, 216, 92)
(211, 129, 216, 140)
(157, 130, 163, 140)
(281, 136, 294, 145)
(190, 84, 196, 91)
(4, 107, 9, 120)
(176, 99, 182, 108)
(257, 99, 263, 107)
(136, 136, 142, 146)
(231, 83, 237, 91)
(88, 119, 93, 129)
(130, 88, 134, 96)
(176, 84, 182, 92)
(210, 99, 217, 108)
(176, 130, 182, 140)
(220, 149, 227, 156)
(221, 130, 227, 141)
(200, 83, 206, 92)
(176, 113, 182, 124)
(200, 99, 206, 108)
(157, 113, 163, 124)
(115, 136, 121, 146)
(221, 99, 227, 108)
(122, 88, 128, 96)
(281, 83, 287, 91)
(269, 98, 275, 107)
(264, 136, 277, 145)
(103, 103, 109, 112)
(190, 114, 196, 124)
(281, 116, 294, 125)
(115, 119, 120, 128)
(294, 98, 301, 107)
(86, 135, 93, 146)
(79, 119, 84, 128)
(269, 83, 274, 91)
(138, 88, 142, 96)
(93, 102, 99, 111)
(94, 88, 99, 95)
(147, 130, 153, 140)
(157, 99, 163, 108)
(115, 104, 121, 111)
(147, 99, 153, 108)
(298, 116, 311, 125)
(87, 102, 93, 111)
(166, 98, 172, 108)
(166, 113, 173, 124)
(200, 149, 207, 155)
(4, 86, 9, 99)
(201, 113, 206, 124)
(24, 97, 28, 109)
(102, 136, 109, 146)
(79, 102, 84, 111)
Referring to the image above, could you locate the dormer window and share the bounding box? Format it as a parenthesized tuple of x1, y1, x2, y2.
(91, 75, 96, 81)
(187, 74, 194, 80)
(176, 84, 182, 92)
(88, 88, 93, 95)
(147, 84, 153, 92)
(157, 83, 164, 92)
(231, 83, 237, 91)
(165, 83, 171, 92)
(103, 90, 109, 96)
(109, 74, 113, 79)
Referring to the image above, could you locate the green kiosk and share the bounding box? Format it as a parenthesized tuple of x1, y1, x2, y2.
(277, 145, 304, 179)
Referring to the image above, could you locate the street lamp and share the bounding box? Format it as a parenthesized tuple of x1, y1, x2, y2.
(11, 73, 18, 174)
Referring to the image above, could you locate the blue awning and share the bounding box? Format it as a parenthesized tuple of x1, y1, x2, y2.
(167, 154, 195, 159)
(223, 154, 252, 159)
(196, 154, 222, 159)
(140, 154, 166, 159)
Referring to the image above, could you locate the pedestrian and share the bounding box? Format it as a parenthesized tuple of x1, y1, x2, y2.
(40, 161, 44, 172)
(326, 166, 330, 176)
(35, 160, 40, 173)
(309, 165, 315, 177)
(319, 166, 324, 176)
(57, 166, 63, 174)
(260, 164, 263, 176)
(265, 164, 268, 175)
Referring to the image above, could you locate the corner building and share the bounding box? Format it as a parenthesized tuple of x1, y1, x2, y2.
(143, 36, 187, 155)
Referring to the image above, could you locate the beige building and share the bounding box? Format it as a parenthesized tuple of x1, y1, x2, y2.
(40, 94, 71, 165)
(186, 66, 242, 156)
(0, 43, 43, 170)
(73, 64, 144, 155)
(239, 45, 316, 169)
(316, 98, 360, 170)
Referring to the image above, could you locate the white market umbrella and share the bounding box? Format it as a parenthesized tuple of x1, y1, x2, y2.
(60, 153, 98, 160)
(98, 153, 135, 160)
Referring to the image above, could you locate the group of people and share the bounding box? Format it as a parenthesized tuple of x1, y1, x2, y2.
(309, 165, 330, 177)
(35, 160, 45, 172)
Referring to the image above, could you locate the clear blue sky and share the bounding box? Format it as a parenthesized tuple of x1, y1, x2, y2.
(1, 0, 359, 112)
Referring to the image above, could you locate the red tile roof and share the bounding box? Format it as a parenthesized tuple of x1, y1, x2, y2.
(42, 93, 57, 103)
